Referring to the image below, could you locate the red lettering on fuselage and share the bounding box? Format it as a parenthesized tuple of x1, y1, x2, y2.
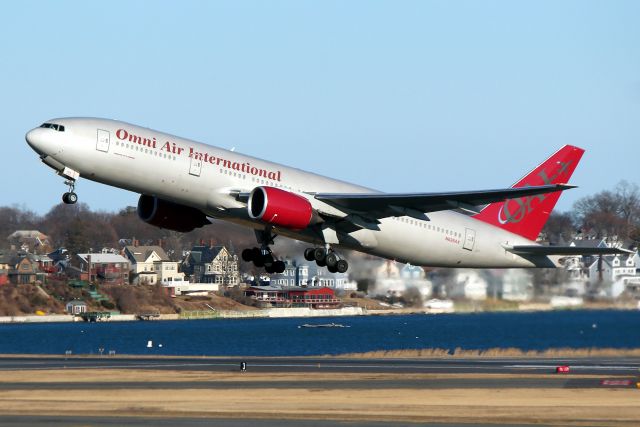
(160, 142, 183, 154)
(445, 236, 460, 245)
(115, 128, 156, 148)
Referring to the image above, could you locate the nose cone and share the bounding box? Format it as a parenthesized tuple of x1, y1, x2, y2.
(26, 127, 53, 156)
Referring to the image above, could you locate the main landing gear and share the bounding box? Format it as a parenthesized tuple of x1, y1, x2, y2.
(241, 227, 350, 275)
(242, 227, 286, 274)
(304, 247, 349, 273)
(62, 179, 78, 205)
(242, 247, 286, 274)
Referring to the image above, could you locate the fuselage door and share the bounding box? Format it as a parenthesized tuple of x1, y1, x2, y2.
(189, 155, 202, 177)
(463, 228, 476, 251)
(96, 129, 110, 152)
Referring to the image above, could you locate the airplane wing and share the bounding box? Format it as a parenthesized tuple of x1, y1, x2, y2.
(314, 184, 574, 220)
(502, 245, 634, 256)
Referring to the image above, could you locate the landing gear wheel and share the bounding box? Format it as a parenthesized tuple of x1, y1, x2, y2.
(265, 264, 275, 274)
(253, 256, 265, 268)
(241, 248, 254, 262)
(316, 257, 326, 267)
(304, 248, 315, 262)
(62, 192, 77, 205)
(313, 248, 327, 263)
(327, 264, 338, 273)
(325, 252, 339, 268)
(262, 253, 274, 268)
(273, 260, 286, 273)
(336, 259, 349, 273)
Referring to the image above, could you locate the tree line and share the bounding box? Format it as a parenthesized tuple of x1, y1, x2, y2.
(0, 203, 256, 259)
(542, 181, 640, 247)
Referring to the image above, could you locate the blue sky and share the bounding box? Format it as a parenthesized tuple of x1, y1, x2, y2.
(2, 1, 639, 214)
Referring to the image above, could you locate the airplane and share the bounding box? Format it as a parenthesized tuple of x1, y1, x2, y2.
(25, 118, 629, 274)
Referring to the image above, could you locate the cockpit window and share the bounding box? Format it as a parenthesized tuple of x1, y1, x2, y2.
(40, 123, 65, 132)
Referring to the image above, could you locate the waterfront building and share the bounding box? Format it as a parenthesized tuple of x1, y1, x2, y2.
(65, 300, 87, 315)
(244, 285, 341, 309)
(124, 245, 184, 285)
(181, 245, 239, 286)
(70, 253, 130, 285)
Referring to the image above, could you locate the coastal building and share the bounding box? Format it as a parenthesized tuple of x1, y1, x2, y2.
(0, 251, 11, 285)
(487, 269, 534, 301)
(124, 245, 184, 285)
(70, 253, 130, 285)
(65, 300, 88, 315)
(7, 253, 40, 284)
(163, 282, 219, 297)
(269, 259, 310, 287)
(181, 245, 239, 286)
(446, 270, 488, 300)
(7, 230, 52, 254)
(244, 285, 341, 309)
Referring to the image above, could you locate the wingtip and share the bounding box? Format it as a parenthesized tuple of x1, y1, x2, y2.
(558, 183, 578, 190)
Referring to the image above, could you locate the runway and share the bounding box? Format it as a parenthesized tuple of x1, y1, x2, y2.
(0, 354, 639, 377)
(0, 355, 638, 426)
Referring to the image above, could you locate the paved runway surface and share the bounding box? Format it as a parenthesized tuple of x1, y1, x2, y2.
(0, 355, 638, 376)
(0, 356, 637, 426)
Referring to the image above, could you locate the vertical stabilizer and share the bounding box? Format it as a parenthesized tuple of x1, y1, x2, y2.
(472, 145, 584, 240)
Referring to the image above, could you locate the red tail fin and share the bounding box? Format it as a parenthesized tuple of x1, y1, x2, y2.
(472, 145, 584, 240)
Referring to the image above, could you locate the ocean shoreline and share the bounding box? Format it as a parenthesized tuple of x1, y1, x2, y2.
(0, 304, 638, 324)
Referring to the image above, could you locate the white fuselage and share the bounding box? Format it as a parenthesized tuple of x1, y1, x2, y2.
(26, 118, 554, 268)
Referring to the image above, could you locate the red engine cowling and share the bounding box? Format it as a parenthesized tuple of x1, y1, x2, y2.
(248, 186, 313, 230)
(137, 195, 210, 232)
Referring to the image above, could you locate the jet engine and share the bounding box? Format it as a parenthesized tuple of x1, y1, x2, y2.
(248, 186, 316, 230)
(137, 195, 210, 232)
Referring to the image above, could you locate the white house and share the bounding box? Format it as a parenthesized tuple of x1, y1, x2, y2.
(447, 270, 488, 300)
(500, 269, 533, 301)
(65, 300, 87, 315)
(124, 245, 184, 285)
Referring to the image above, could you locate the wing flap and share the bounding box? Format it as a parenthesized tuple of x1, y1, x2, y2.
(315, 184, 574, 218)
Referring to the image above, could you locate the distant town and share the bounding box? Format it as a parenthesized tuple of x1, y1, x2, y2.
(0, 181, 638, 320)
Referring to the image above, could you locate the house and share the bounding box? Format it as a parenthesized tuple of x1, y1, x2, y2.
(28, 253, 55, 274)
(65, 300, 87, 315)
(2, 251, 51, 285)
(7, 230, 52, 254)
(164, 282, 219, 297)
(446, 270, 488, 300)
(71, 253, 130, 285)
(124, 245, 184, 285)
(48, 248, 71, 274)
(488, 269, 534, 301)
(8, 254, 40, 284)
(585, 253, 639, 298)
(269, 259, 310, 287)
(244, 285, 341, 309)
(267, 259, 356, 290)
(0, 251, 11, 285)
(182, 245, 239, 286)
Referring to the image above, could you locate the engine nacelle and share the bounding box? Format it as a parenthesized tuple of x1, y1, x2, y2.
(137, 195, 210, 233)
(248, 186, 314, 230)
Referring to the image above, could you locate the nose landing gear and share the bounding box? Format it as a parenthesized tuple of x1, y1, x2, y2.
(62, 179, 78, 205)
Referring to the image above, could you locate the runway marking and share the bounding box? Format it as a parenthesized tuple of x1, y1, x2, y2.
(508, 364, 639, 371)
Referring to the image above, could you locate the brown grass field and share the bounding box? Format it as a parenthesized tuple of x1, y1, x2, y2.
(0, 368, 639, 425)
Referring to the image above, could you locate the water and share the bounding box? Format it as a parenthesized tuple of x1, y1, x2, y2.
(0, 310, 638, 356)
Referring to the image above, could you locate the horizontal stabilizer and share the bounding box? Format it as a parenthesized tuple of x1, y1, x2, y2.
(502, 245, 634, 256)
